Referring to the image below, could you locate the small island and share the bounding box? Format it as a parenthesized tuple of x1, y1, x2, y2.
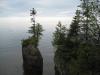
(22, 8, 43, 75)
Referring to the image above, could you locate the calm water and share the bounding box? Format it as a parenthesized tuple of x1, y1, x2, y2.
(0, 17, 59, 75)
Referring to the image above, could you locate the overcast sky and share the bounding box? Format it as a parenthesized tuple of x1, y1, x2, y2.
(0, 0, 80, 17)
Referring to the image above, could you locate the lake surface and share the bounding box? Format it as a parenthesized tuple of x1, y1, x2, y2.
(0, 17, 70, 75)
(0, 17, 55, 75)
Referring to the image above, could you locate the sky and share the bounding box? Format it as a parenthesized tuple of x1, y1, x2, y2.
(0, 0, 80, 26)
(0, 0, 80, 17)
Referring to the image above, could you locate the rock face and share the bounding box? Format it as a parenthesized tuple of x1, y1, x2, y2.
(22, 45, 43, 75)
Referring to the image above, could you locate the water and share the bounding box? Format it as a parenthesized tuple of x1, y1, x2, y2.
(0, 17, 55, 75)
(0, 17, 71, 75)
(39, 24, 55, 75)
(0, 22, 28, 75)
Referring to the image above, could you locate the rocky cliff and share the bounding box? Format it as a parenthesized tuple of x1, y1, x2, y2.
(22, 44, 43, 75)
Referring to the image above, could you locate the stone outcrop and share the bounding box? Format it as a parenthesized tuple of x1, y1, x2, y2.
(22, 45, 43, 75)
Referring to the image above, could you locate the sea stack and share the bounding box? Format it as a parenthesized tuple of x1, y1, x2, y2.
(22, 44, 43, 75)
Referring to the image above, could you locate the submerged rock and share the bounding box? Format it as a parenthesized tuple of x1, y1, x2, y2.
(22, 44, 43, 75)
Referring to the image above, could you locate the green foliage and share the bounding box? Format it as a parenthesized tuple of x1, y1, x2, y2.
(67, 10, 80, 38)
(35, 23, 44, 38)
(23, 23, 43, 48)
(29, 23, 44, 38)
(22, 37, 38, 47)
(53, 1, 100, 75)
(70, 44, 100, 75)
(79, 0, 100, 44)
(66, 10, 81, 49)
(24, 24, 43, 47)
(22, 8, 43, 48)
(52, 21, 67, 46)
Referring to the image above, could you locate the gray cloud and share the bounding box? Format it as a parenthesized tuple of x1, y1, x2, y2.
(0, 0, 80, 17)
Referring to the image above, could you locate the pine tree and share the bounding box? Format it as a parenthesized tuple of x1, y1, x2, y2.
(23, 8, 43, 47)
(79, 0, 99, 44)
(29, 8, 37, 37)
(53, 21, 67, 47)
(67, 10, 81, 41)
(91, 0, 100, 45)
(66, 10, 81, 49)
